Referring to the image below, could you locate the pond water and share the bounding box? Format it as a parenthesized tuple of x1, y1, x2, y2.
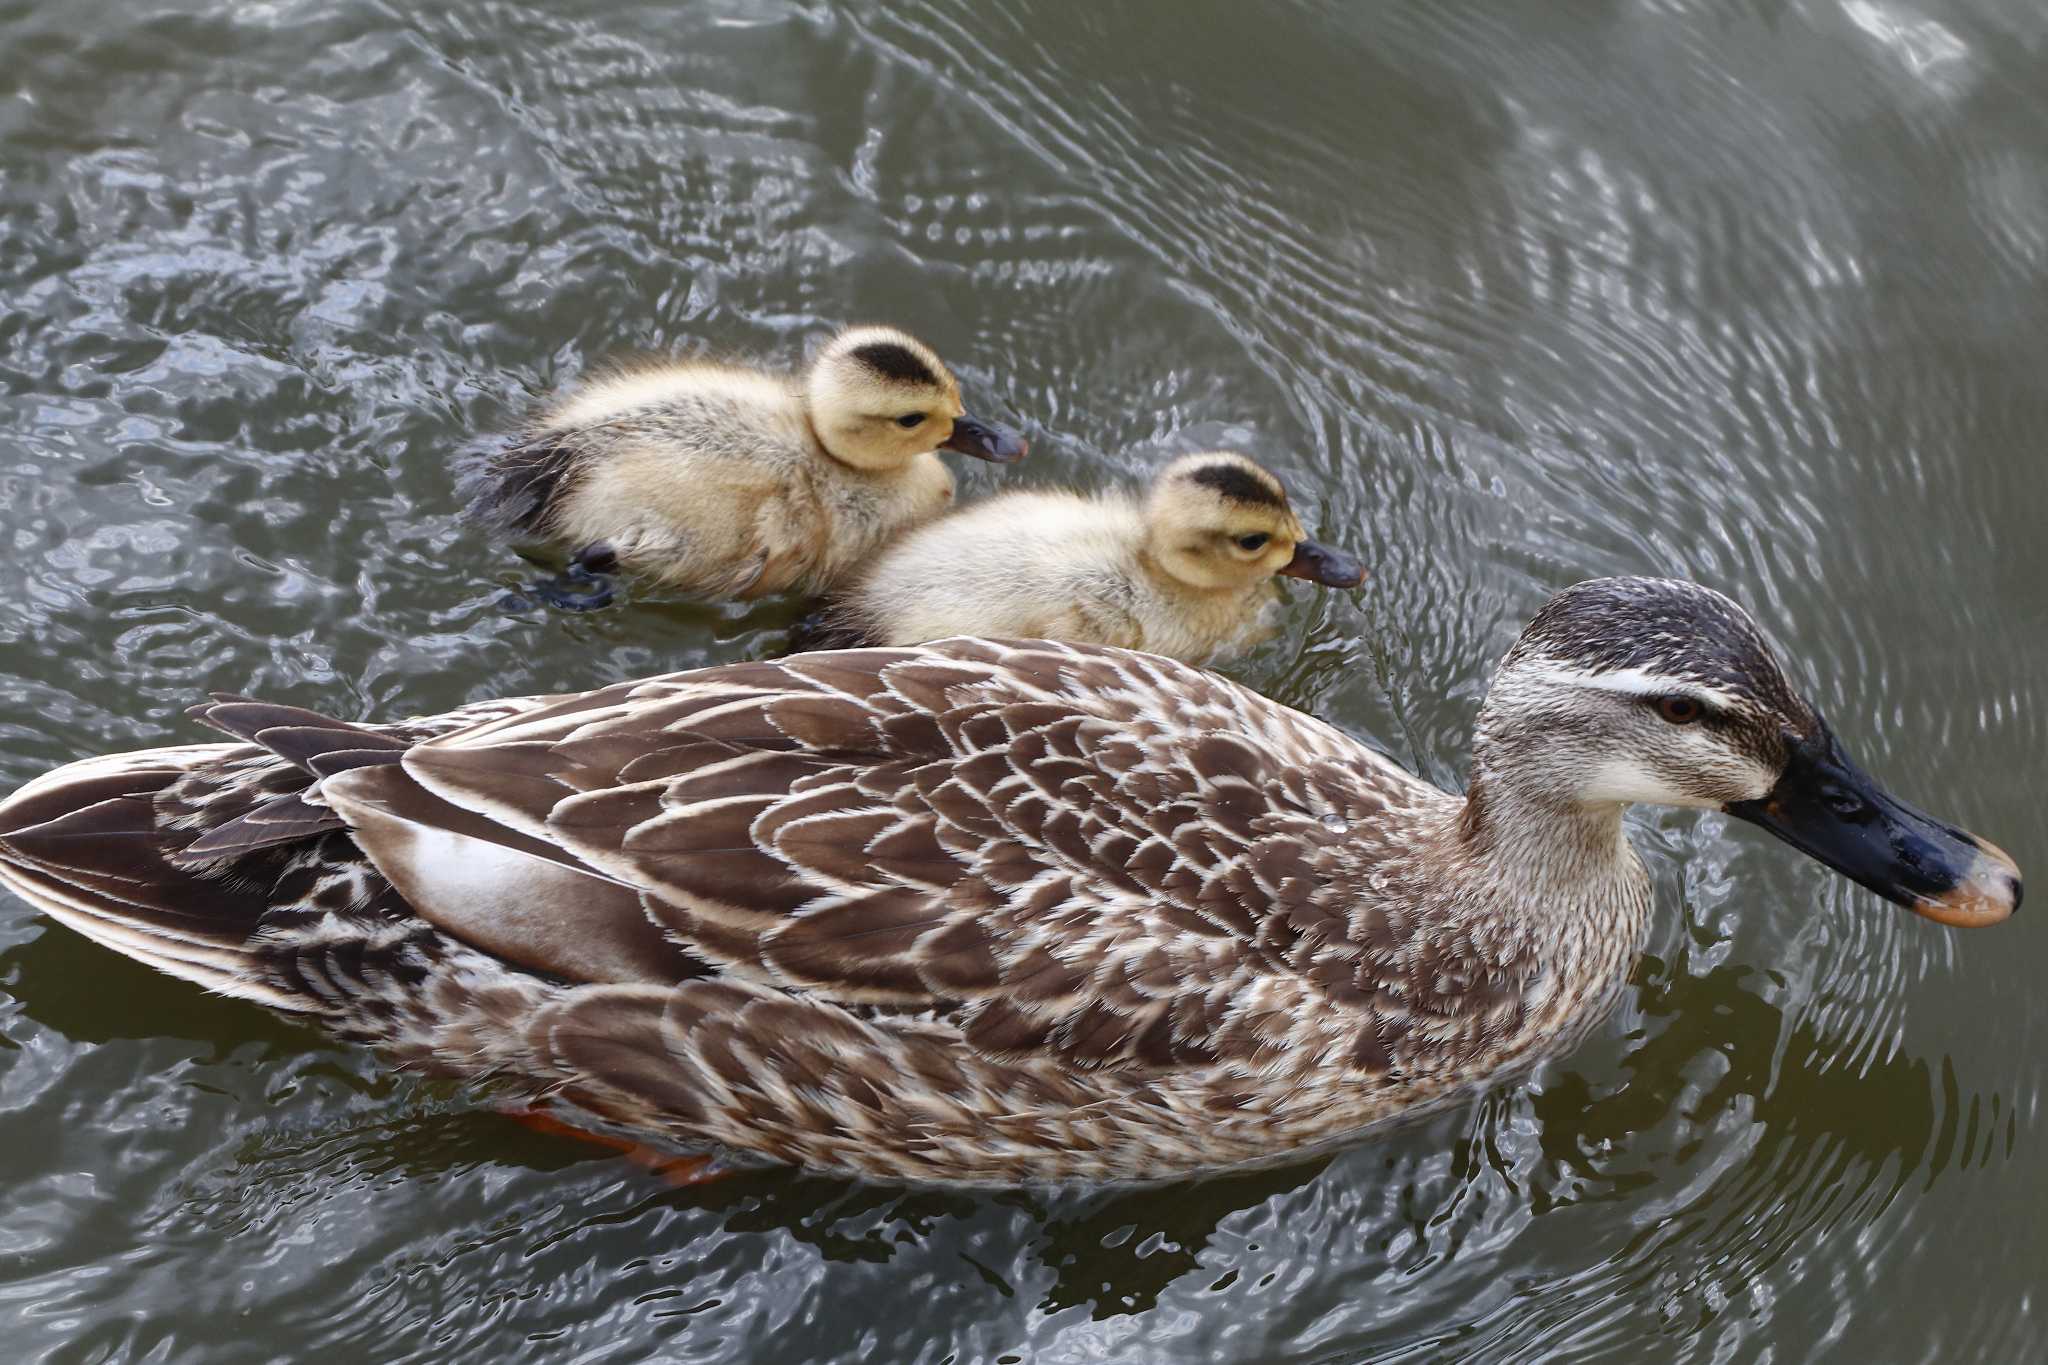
(0, 0, 2042, 1359)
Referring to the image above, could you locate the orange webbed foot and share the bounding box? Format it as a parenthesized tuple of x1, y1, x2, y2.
(498, 1107, 729, 1187)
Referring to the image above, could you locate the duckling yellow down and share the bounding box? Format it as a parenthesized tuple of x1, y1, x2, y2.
(464, 326, 1025, 599)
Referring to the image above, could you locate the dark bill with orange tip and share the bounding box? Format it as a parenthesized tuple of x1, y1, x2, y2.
(941, 414, 1028, 463)
(1277, 539, 1367, 590)
(1725, 720, 2021, 927)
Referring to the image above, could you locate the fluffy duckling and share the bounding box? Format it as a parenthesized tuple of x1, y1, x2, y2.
(803, 451, 1365, 663)
(464, 326, 1027, 608)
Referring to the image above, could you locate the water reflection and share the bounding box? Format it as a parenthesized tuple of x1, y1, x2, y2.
(3, 895, 1998, 1354)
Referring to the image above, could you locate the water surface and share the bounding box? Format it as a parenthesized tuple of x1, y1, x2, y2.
(0, 0, 2043, 1359)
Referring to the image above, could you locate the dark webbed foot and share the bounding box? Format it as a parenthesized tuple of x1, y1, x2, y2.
(784, 600, 870, 654)
(518, 565, 615, 611)
(501, 542, 619, 613)
(569, 542, 619, 576)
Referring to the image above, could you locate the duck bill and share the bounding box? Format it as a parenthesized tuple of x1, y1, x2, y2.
(1276, 539, 1367, 589)
(940, 414, 1028, 464)
(1724, 721, 2021, 927)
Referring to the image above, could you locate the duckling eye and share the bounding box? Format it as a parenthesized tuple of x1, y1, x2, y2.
(1654, 695, 1703, 725)
(895, 413, 926, 429)
(1235, 533, 1270, 552)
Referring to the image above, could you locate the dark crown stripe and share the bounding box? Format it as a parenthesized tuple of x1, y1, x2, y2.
(850, 341, 940, 387)
(1184, 461, 1286, 508)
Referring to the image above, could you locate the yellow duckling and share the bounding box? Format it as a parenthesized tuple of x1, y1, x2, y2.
(802, 451, 1364, 663)
(464, 326, 1026, 608)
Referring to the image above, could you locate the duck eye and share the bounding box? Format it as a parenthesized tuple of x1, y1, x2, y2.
(1654, 695, 1703, 725)
(1235, 533, 1270, 552)
(895, 413, 926, 429)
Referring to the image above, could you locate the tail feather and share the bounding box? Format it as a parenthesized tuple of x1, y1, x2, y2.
(4, 786, 271, 931)
(0, 693, 572, 1027)
(0, 750, 215, 837)
(0, 757, 318, 1010)
(176, 790, 343, 863)
(154, 699, 420, 862)
(191, 698, 348, 744)
(457, 433, 583, 536)
(2, 854, 305, 1009)
(190, 698, 408, 768)
(244, 724, 406, 771)
(0, 699, 424, 1011)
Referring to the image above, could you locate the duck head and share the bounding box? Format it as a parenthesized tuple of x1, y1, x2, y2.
(804, 325, 1027, 472)
(1141, 452, 1366, 594)
(1475, 577, 2020, 926)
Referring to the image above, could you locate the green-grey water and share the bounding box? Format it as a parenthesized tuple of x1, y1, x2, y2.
(1, 0, 2043, 1359)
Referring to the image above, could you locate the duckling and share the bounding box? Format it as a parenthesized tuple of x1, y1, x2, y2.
(463, 326, 1027, 609)
(801, 451, 1364, 663)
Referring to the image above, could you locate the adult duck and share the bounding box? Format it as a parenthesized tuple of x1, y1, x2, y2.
(0, 578, 2018, 1183)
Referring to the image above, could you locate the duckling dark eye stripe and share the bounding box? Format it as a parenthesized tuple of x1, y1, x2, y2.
(1185, 462, 1286, 508)
(850, 341, 940, 387)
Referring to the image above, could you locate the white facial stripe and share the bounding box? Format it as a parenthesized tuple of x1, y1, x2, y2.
(1522, 663, 1741, 710)
(1576, 757, 1722, 809)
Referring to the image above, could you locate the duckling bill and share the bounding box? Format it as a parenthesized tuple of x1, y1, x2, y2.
(1277, 537, 1365, 587)
(463, 325, 1026, 608)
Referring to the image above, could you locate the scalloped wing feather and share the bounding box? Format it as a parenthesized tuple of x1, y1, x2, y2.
(367, 639, 1454, 1085)
(0, 639, 1612, 1182)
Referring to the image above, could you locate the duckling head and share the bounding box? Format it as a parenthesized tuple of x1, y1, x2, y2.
(1475, 576, 2021, 927)
(804, 326, 1027, 473)
(1140, 452, 1366, 593)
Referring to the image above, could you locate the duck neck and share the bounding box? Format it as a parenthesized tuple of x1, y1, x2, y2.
(1418, 769, 1641, 1012)
(1445, 709, 1652, 929)
(1137, 550, 1231, 602)
(1455, 765, 1632, 893)
(804, 412, 865, 473)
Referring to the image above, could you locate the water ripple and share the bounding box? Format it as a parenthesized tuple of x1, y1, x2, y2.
(0, 0, 2039, 1359)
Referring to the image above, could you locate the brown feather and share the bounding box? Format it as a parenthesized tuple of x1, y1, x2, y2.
(0, 631, 1659, 1183)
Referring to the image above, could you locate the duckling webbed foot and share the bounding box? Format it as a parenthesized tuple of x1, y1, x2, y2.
(784, 602, 870, 654)
(503, 543, 619, 613)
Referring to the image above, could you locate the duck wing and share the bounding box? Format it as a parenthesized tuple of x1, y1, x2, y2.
(319, 641, 1428, 1075)
(0, 642, 1511, 1179)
